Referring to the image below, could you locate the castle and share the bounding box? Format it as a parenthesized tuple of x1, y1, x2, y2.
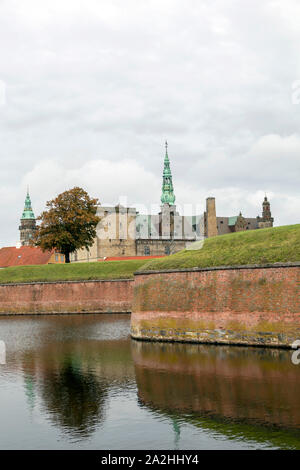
(69, 143, 274, 262)
(18, 143, 274, 259)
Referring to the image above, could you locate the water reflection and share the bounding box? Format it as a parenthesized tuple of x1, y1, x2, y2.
(0, 314, 134, 441)
(40, 360, 107, 437)
(1, 314, 300, 449)
(132, 341, 300, 448)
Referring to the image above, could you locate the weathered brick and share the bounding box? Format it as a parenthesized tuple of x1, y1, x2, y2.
(0, 279, 133, 314)
(131, 264, 300, 348)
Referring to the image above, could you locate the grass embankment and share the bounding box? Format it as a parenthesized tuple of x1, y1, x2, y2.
(0, 259, 147, 284)
(0, 225, 299, 283)
(140, 224, 300, 272)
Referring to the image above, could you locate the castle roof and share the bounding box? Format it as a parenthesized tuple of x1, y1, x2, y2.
(0, 246, 54, 268)
(21, 190, 35, 220)
(100, 255, 166, 261)
(228, 216, 238, 226)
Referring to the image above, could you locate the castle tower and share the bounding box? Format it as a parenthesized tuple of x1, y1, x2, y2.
(161, 141, 175, 205)
(262, 196, 273, 223)
(257, 195, 274, 229)
(204, 197, 218, 238)
(19, 189, 37, 245)
(160, 142, 177, 239)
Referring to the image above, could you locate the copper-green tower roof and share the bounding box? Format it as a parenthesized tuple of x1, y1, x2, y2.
(161, 141, 175, 205)
(21, 189, 35, 220)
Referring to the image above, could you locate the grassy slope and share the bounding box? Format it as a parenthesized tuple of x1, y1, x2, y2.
(140, 224, 300, 272)
(0, 225, 299, 283)
(0, 259, 147, 284)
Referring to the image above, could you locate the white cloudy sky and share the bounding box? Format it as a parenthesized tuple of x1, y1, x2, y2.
(0, 0, 299, 246)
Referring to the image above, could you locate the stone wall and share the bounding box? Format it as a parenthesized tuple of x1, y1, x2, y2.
(72, 205, 137, 262)
(131, 263, 300, 348)
(2, 263, 300, 348)
(0, 279, 133, 315)
(136, 239, 188, 256)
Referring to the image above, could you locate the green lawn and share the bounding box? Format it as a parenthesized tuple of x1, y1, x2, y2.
(139, 224, 300, 272)
(1, 225, 299, 283)
(0, 259, 147, 284)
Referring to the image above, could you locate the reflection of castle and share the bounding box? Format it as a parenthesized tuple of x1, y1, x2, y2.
(72, 143, 274, 262)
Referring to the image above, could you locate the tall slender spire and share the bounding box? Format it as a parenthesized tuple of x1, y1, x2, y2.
(22, 188, 35, 220)
(161, 141, 175, 205)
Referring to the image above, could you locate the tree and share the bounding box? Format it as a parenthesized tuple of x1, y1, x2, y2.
(35, 187, 100, 263)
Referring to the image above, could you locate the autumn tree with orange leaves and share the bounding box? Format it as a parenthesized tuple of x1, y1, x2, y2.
(35, 187, 100, 263)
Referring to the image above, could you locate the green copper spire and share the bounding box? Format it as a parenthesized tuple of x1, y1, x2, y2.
(161, 141, 175, 205)
(21, 188, 35, 220)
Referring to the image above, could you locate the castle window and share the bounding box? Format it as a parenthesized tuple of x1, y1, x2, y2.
(165, 246, 170, 255)
(144, 246, 150, 255)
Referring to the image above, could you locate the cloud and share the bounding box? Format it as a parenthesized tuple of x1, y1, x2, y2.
(22, 158, 160, 208)
(0, 0, 299, 246)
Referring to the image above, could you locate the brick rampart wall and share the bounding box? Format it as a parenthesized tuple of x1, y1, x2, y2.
(2, 263, 300, 348)
(131, 263, 300, 348)
(0, 279, 133, 314)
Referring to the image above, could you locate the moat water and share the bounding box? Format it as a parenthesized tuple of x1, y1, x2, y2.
(0, 314, 300, 450)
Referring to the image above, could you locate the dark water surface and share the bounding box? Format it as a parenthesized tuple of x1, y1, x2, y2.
(0, 314, 300, 450)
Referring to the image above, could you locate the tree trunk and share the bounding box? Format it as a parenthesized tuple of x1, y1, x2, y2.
(65, 252, 70, 263)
